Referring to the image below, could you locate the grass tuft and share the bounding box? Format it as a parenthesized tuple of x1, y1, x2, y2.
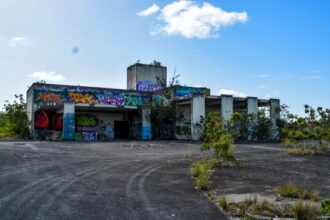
(191, 157, 212, 190)
(292, 200, 321, 220)
(276, 182, 319, 201)
(288, 146, 317, 156)
(219, 197, 228, 211)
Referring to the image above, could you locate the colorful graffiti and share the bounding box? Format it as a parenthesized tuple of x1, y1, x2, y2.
(67, 92, 98, 104)
(142, 126, 152, 140)
(75, 132, 97, 141)
(136, 81, 162, 92)
(77, 115, 98, 132)
(96, 94, 125, 106)
(175, 87, 210, 97)
(63, 112, 75, 140)
(54, 115, 63, 130)
(35, 111, 50, 129)
(36, 92, 64, 103)
(34, 89, 150, 107)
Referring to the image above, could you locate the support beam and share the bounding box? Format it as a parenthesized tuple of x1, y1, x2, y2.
(191, 95, 205, 141)
(270, 99, 280, 139)
(63, 103, 75, 141)
(220, 95, 233, 123)
(247, 97, 258, 141)
(142, 106, 152, 140)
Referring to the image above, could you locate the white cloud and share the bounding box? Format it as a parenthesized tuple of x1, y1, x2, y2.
(9, 36, 28, 47)
(254, 74, 269, 78)
(220, 89, 247, 97)
(139, 0, 248, 39)
(137, 4, 160, 16)
(29, 71, 66, 82)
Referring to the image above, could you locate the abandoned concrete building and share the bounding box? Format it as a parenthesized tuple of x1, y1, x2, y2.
(26, 62, 280, 141)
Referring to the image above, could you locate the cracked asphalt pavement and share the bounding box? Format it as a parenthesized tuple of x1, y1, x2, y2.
(0, 141, 227, 220)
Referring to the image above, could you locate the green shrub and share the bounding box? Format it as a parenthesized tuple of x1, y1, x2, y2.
(190, 157, 212, 178)
(195, 172, 211, 190)
(219, 197, 228, 211)
(292, 201, 321, 220)
(276, 182, 319, 201)
(321, 199, 330, 214)
(191, 157, 213, 190)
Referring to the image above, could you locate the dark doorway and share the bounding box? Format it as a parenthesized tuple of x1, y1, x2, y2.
(114, 121, 129, 139)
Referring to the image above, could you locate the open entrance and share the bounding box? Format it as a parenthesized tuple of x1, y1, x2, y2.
(114, 120, 129, 139)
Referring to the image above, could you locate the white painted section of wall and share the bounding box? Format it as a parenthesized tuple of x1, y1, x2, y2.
(191, 96, 205, 141)
(26, 89, 34, 134)
(221, 95, 233, 121)
(247, 97, 258, 115)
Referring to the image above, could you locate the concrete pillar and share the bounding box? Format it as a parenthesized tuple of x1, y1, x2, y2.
(220, 95, 233, 123)
(191, 95, 205, 141)
(63, 103, 75, 141)
(247, 97, 258, 140)
(270, 99, 280, 139)
(142, 106, 152, 140)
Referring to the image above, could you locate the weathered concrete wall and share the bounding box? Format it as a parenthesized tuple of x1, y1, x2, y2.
(26, 88, 34, 135)
(270, 99, 280, 139)
(221, 95, 233, 122)
(247, 97, 258, 115)
(127, 63, 167, 92)
(191, 96, 205, 141)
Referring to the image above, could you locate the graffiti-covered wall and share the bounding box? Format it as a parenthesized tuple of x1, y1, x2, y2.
(175, 86, 210, 98)
(33, 85, 151, 107)
(74, 112, 123, 141)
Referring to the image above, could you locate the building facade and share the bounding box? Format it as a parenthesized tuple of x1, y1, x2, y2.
(26, 62, 280, 141)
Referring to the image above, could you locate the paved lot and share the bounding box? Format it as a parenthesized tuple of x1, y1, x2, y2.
(0, 141, 226, 220)
(213, 144, 330, 199)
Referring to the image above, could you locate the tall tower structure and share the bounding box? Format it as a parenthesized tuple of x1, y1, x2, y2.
(127, 61, 167, 92)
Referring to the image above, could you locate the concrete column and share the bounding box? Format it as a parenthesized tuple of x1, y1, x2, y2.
(220, 95, 233, 123)
(191, 95, 205, 141)
(63, 103, 75, 141)
(247, 97, 258, 140)
(270, 99, 280, 139)
(142, 106, 152, 140)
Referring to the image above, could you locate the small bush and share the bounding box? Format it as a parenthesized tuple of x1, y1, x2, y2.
(219, 197, 228, 211)
(276, 182, 318, 201)
(292, 201, 321, 220)
(195, 172, 211, 190)
(190, 157, 212, 178)
(321, 199, 330, 214)
(191, 157, 212, 190)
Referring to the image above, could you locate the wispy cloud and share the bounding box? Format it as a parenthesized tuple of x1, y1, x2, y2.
(220, 89, 247, 97)
(139, 0, 248, 39)
(259, 85, 270, 89)
(29, 71, 66, 82)
(137, 4, 160, 16)
(9, 36, 29, 47)
(253, 74, 270, 78)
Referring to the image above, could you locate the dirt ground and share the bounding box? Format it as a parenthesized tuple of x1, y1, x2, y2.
(212, 144, 330, 199)
(0, 141, 225, 220)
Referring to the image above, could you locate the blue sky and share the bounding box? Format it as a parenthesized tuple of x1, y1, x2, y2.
(0, 0, 329, 115)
